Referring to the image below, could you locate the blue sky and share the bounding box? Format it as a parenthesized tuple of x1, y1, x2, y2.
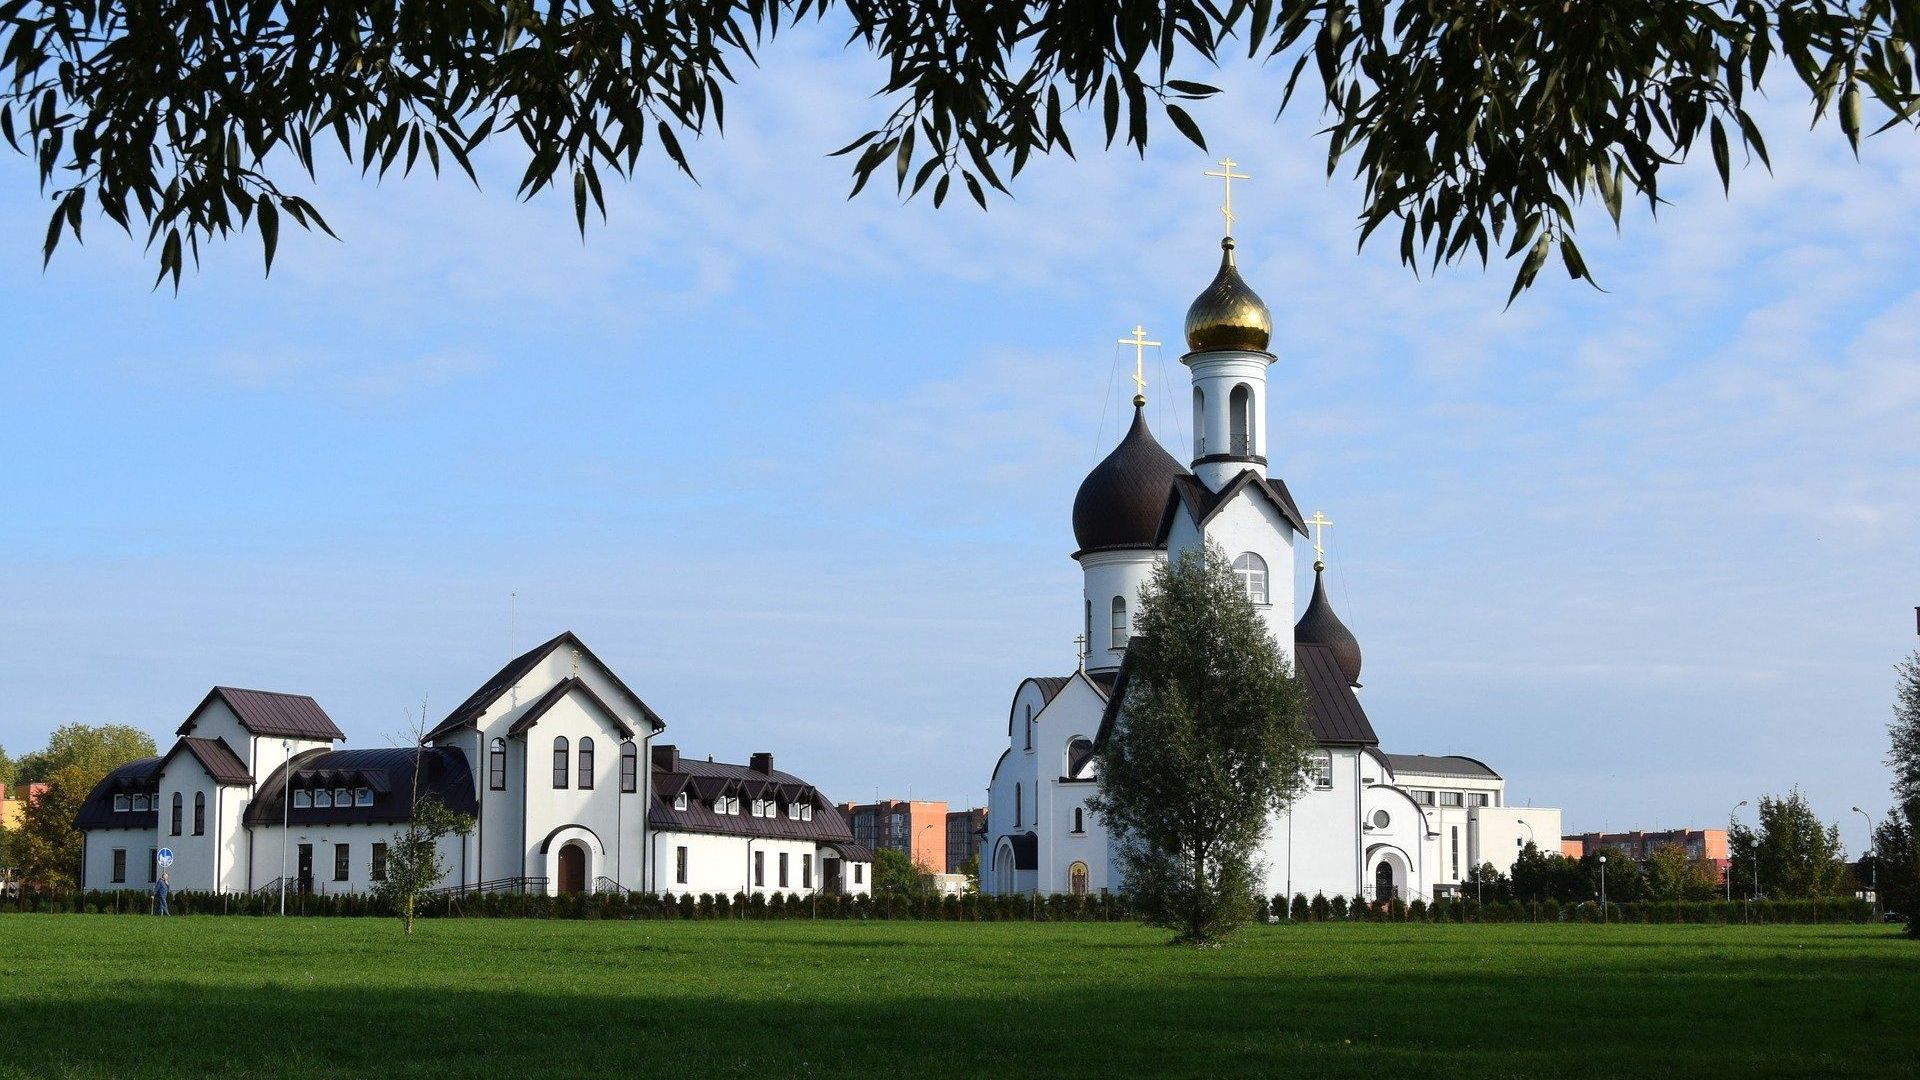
(2, 27, 1915, 853)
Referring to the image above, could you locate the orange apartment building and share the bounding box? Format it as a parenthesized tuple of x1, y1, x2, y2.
(840, 799, 950, 875)
(1563, 828, 1732, 882)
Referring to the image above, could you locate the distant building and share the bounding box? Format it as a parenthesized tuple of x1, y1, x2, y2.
(841, 799, 949, 875)
(946, 807, 986, 874)
(0, 782, 47, 832)
(1564, 828, 1730, 881)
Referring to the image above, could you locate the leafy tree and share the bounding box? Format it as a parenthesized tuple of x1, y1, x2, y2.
(1879, 652, 1920, 933)
(4, 0, 1916, 293)
(1873, 804, 1917, 920)
(373, 793, 472, 935)
(1643, 842, 1720, 901)
(1891, 653, 1920, 806)
(1584, 846, 1646, 904)
(1464, 861, 1512, 902)
(1730, 790, 1847, 900)
(960, 853, 980, 895)
(15, 763, 94, 889)
(1090, 544, 1314, 945)
(0, 742, 16, 790)
(15, 724, 157, 784)
(870, 846, 931, 897)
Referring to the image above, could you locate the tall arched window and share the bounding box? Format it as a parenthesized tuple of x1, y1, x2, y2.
(1083, 599, 1092, 658)
(192, 791, 206, 835)
(620, 742, 638, 793)
(169, 792, 183, 836)
(552, 736, 570, 789)
(1014, 783, 1022, 827)
(1111, 596, 1129, 649)
(1023, 704, 1034, 751)
(1069, 861, 1090, 896)
(1233, 552, 1269, 605)
(1072, 807, 1084, 833)
(488, 738, 507, 791)
(1192, 386, 1206, 457)
(577, 736, 596, 789)
(1229, 383, 1253, 455)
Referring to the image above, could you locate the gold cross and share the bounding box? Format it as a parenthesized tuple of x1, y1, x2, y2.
(1118, 325, 1159, 405)
(1307, 510, 1333, 566)
(1073, 634, 1087, 670)
(1204, 158, 1251, 236)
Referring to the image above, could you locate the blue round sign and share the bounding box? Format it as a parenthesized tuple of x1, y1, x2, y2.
(156, 848, 174, 868)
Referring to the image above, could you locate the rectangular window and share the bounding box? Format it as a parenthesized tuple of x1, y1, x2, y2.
(132, 794, 149, 812)
(1439, 791, 1464, 807)
(489, 744, 507, 791)
(675, 845, 688, 885)
(778, 852, 790, 888)
(1451, 826, 1460, 879)
(854, 863, 863, 884)
(193, 795, 206, 835)
(112, 849, 127, 883)
(293, 789, 312, 809)
(113, 794, 129, 812)
(371, 843, 388, 882)
(802, 854, 812, 889)
(754, 850, 765, 887)
(1311, 752, 1333, 789)
(1469, 792, 1489, 807)
(620, 750, 637, 794)
(334, 844, 350, 882)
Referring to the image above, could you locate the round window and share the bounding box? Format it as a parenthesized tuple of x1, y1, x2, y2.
(1370, 809, 1391, 829)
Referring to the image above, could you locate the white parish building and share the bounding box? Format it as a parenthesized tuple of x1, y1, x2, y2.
(75, 632, 872, 898)
(983, 203, 1560, 905)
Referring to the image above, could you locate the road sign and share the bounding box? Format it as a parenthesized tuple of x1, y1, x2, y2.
(156, 848, 174, 869)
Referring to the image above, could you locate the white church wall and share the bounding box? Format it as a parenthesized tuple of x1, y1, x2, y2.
(1260, 745, 1365, 901)
(650, 831, 832, 898)
(1169, 488, 1298, 654)
(190, 698, 332, 784)
(467, 726, 526, 888)
(1360, 784, 1431, 901)
(1045, 782, 1105, 894)
(514, 691, 645, 892)
(155, 759, 225, 894)
(82, 828, 156, 892)
(251, 823, 465, 895)
(1078, 549, 1160, 671)
(1186, 351, 1274, 489)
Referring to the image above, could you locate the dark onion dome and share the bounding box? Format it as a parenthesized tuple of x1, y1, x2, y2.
(1184, 236, 1273, 353)
(1072, 402, 1186, 555)
(1295, 562, 1362, 687)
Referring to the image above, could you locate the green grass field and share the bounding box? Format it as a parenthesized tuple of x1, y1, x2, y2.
(0, 916, 1913, 1078)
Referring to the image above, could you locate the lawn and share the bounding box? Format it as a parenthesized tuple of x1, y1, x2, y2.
(0, 916, 1913, 1078)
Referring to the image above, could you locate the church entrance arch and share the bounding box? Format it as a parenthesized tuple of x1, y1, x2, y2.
(557, 842, 588, 894)
(1373, 860, 1394, 901)
(993, 839, 1016, 894)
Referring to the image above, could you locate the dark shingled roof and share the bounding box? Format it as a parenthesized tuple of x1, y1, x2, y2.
(1093, 638, 1379, 750)
(73, 757, 162, 829)
(425, 631, 664, 743)
(1157, 470, 1308, 541)
(649, 756, 856, 844)
(159, 736, 253, 785)
(1384, 754, 1501, 781)
(504, 677, 637, 739)
(179, 687, 345, 742)
(1072, 403, 1187, 555)
(1295, 566, 1363, 688)
(244, 745, 477, 826)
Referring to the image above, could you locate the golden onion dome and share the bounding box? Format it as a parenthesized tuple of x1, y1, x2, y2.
(1183, 237, 1272, 353)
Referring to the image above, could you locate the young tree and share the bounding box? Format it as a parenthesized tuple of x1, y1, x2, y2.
(1090, 544, 1314, 945)
(960, 853, 980, 895)
(5, 0, 1917, 293)
(1583, 846, 1646, 904)
(1464, 862, 1512, 903)
(1643, 842, 1720, 901)
(15, 724, 157, 784)
(1730, 790, 1847, 900)
(15, 764, 94, 890)
(870, 847, 931, 897)
(373, 795, 472, 935)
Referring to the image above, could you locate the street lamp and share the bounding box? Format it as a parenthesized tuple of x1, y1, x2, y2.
(1728, 800, 1747, 902)
(1852, 806, 1878, 917)
(279, 739, 292, 916)
(1598, 854, 1608, 923)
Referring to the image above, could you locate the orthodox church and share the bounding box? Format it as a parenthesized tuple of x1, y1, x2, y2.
(74, 632, 873, 898)
(982, 179, 1560, 903)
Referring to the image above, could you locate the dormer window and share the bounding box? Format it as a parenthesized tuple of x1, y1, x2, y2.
(293, 790, 312, 809)
(314, 789, 332, 808)
(113, 795, 130, 812)
(334, 788, 351, 807)
(355, 788, 374, 807)
(673, 791, 688, 811)
(801, 804, 812, 822)
(131, 794, 150, 812)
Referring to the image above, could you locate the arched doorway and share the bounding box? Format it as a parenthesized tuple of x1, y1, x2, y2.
(1068, 861, 1089, 896)
(1374, 859, 1395, 901)
(557, 842, 588, 893)
(993, 840, 1015, 894)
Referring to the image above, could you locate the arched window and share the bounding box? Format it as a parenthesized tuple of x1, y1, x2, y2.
(1310, 750, 1333, 789)
(1066, 736, 1095, 778)
(1023, 704, 1034, 751)
(1192, 386, 1206, 457)
(620, 742, 638, 793)
(1013, 783, 1022, 827)
(1233, 552, 1269, 605)
(1111, 596, 1129, 649)
(1229, 383, 1253, 455)
(488, 738, 507, 791)
(552, 736, 570, 789)
(1072, 807, 1085, 834)
(1069, 861, 1089, 896)
(192, 792, 206, 835)
(577, 736, 596, 789)
(169, 793, 183, 836)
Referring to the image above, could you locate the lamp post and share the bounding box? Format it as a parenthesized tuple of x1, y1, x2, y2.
(1852, 806, 1878, 917)
(1598, 854, 1608, 923)
(279, 739, 292, 916)
(1728, 800, 1747, 902)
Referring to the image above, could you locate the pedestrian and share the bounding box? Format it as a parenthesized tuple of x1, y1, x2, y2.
(155, 871, 170, 916)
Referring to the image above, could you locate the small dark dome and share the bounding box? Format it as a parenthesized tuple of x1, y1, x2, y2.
(1295, 564, 1362, 686)
(1072, 404, 1185, 555)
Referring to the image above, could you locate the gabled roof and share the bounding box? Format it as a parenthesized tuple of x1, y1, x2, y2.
(648, 756, 856, 844)
(1156, 470, 1308, 542)
(158, 736, 253, 786)
(1092, 638, 1379, 751)
(424, 631, 665, 743)
(179, 687, 344, 742)
(1383, 753, 1501, 781)
(504, 676, 637, 739)
(1007, 670, 1119, 736)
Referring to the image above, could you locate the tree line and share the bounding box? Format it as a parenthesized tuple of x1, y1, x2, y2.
(0, 723, 158, 890)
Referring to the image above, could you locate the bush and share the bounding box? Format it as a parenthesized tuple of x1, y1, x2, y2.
(1329, 895, 1349, 920)
(1290, 893, 1309, 921)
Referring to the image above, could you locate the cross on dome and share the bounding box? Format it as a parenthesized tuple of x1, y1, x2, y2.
(1204, 157, 1250, 237)
(1118, 324, 1159, 405)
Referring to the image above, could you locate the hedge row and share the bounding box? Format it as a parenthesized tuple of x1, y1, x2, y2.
(2, 889, 1877, 925)
(1257, 892, 1877, 925)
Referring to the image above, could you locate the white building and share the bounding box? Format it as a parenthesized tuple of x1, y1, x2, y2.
(983, 229, 1561, 904)
(75, 632, 871, 898)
